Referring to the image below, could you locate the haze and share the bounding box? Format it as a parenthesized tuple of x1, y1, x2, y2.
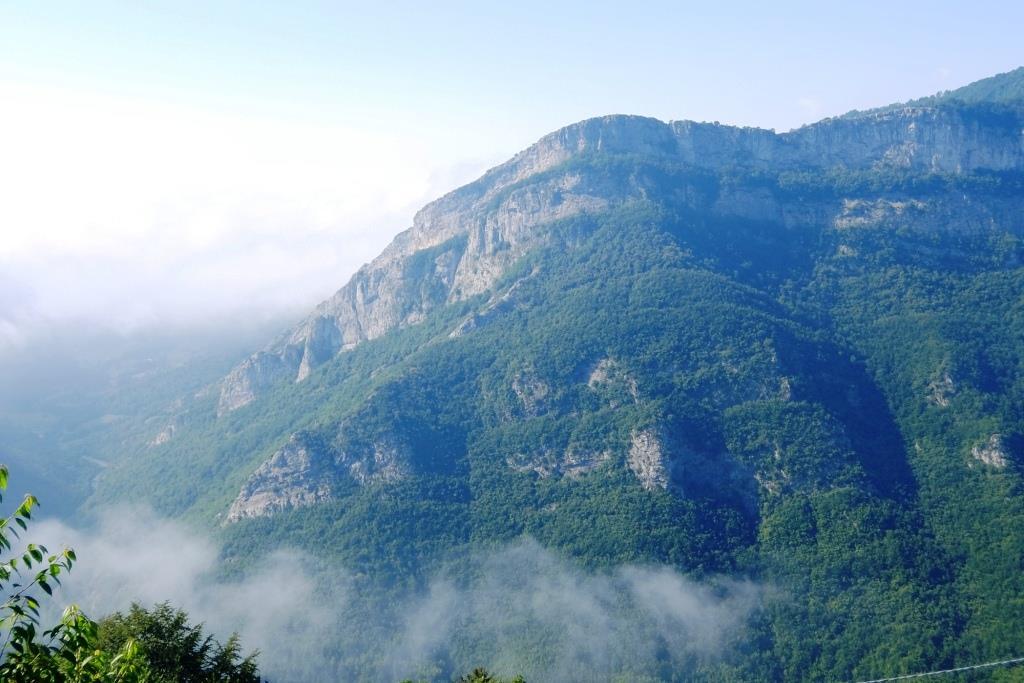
(1, 0, 1021, 348)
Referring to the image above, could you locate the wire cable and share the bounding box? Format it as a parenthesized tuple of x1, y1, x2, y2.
(854, 655, 1024, 682)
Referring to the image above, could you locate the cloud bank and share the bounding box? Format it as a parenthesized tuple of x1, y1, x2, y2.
(388, 542, 763, 682)
(32, 509, 763, 682)
(0, 83, 495, 349)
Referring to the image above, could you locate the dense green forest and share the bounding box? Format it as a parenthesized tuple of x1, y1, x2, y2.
(11, 68, 1024, 680)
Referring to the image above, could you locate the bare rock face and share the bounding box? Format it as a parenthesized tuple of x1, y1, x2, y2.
(147, 423, 176, 447)
(449, 267, 537, 339)
(226, 435, 335, 522)
(343, 435, 412, 485)
(505, 449, 559, 478)
(781, 108, 1024, 173)
(218, 347, 303, 415)
(561, 447, 613, 478)
(216, 170, 602, 414)
(506, 447, 612, 479)
(928, 373, 956, 407)
(777, 377, 793, 402)
(833, 199, 928, 231)
(587, 358, 639, 406)
(295, 316, 344, 382)
(628, 429, 671, 491)
(971, 434, 1010, 468)
(226, 430, 414, 523)
(751, 444, 789, 498)
(512, 371, 550, 418)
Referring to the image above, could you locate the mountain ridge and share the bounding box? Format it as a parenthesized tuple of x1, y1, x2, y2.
(215, 78, 1024, 415)
(843, 65, 1024, 120)
(90, 67, 1024, 681)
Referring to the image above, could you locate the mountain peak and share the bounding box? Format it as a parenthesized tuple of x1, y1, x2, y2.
(211, 71, 1024, 414)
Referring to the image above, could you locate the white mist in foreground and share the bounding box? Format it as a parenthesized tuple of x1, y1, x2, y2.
(389, 543, 764, 681)
(32, 508, 342, 681)
(33, 508, 763, 682)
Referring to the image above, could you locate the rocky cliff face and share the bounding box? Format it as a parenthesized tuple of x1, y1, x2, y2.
(227, 426, 414, 522)
(970, 434, 1012, 469)
(216, 105, 1024, 414)
(226, 434, 335, 522)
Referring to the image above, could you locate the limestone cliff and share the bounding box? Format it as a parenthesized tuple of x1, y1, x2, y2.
(218, 102, 1024, 415)
(227, 427, 413, 522)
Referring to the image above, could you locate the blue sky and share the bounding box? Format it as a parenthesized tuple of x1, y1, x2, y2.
(6, 1, 1022, 134)
(0, 1, 1021, 340)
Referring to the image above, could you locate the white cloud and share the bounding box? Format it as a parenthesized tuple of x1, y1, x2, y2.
(30, 510, 764, 682)
(388, 540, 763, 681)
(0, 82, 492, 339)
(31, 508, 344, 682)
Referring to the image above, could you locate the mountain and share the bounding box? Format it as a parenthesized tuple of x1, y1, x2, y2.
(88, 68, 1024, 681)
(216, 104, 1024, 415)
(0, 320, 289, 517)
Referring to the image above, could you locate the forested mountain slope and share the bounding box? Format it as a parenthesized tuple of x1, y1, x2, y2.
(90, 68, 1024, 681)
(0, 321, 288, 517)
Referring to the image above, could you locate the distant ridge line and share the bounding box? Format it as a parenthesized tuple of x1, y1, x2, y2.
(853, 655, 1024, 682)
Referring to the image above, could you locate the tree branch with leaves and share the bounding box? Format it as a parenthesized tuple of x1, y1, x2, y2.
(0, 464, 149, 681)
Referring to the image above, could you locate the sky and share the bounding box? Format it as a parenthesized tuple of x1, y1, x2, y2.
(1, 0, 1022, 347)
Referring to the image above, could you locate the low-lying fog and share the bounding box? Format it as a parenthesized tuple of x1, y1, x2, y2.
(32, 508, 764, 682)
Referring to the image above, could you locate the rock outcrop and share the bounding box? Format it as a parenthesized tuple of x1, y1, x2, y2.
(226, 430, 413, 523)
(587, 358, 639, 406)
(628, 428, 672, 491)
(506, 446, 612, 479)
(147, 423, 176, 447)
(226, 435, 335, 522)
(971, 434, 1011, 469)
(928, 373, 956, 407)
(449, 268, 536, 338)
(511, 371, 550, 418)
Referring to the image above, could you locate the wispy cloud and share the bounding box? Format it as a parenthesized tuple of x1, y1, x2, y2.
(388, 540, 764, 681)
(32, 509, 764, 682)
